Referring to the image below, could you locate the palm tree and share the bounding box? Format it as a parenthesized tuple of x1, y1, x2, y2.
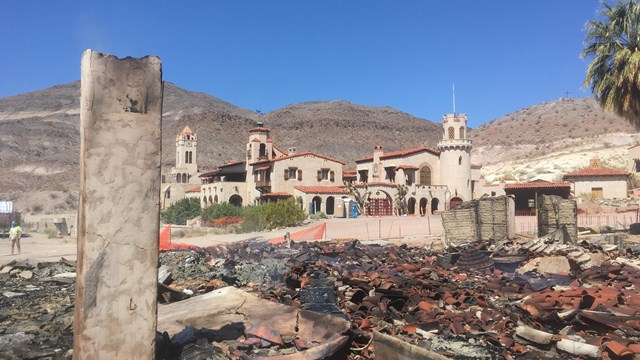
(582, 0, 640, 127)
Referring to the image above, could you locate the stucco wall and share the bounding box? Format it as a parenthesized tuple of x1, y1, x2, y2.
(270, 155, 344, 196)
(356, 151, 441, 186)
(567, 176, 628, 199)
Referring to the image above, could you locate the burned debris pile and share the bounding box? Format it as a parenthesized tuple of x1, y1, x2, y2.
(0, 258, 76, 359)
(154, 229, 640, 359)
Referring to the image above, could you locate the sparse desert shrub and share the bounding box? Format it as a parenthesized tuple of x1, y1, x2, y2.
(32, 204, 43, 214)
(310, 211, 327, 220)
(49, 193, 58, 200)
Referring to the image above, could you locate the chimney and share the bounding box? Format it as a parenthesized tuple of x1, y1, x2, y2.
(288, 147, 296, 154)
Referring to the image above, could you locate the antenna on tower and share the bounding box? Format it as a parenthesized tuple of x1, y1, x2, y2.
(452, 83, 456, 115)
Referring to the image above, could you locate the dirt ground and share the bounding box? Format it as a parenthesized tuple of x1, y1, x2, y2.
(0, 233, 77, 267)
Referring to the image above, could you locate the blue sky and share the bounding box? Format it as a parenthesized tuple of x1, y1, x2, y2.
(0, 1, 603, 127)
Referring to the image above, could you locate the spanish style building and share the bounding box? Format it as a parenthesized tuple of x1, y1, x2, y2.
(181, 113, 484, 216)
(354, 113, 482, 215)
(563, 157, 629, 199)
(200, 123, 349, 215)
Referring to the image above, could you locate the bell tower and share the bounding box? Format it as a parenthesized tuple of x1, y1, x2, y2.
(437, 114, 472, 202)
(176, 126, 198, 175)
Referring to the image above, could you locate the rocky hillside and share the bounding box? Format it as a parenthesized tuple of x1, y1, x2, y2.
(470, 97, 639, 183)
(0, 81, 440, 213)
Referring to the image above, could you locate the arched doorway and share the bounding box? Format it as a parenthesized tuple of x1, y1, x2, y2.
(229, 195, 243, 207)
(203, 196, 208, 207)
(311, 196, 322, 214)
(431, 198, 439, 213)
(208, 195, 213, 205)
(326, 196, 335, 215)
(214, 195, 218, 204)
(419, 198, 428, 216)
(408, 197, 416, 215)
(367, 190, 393, 216)
(450, 197, 463, 209)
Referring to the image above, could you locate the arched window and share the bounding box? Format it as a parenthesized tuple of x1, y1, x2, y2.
(259, 143, 267, 159)
(458, 156, 462, 165)
(182, 173, 187, 183)
(176, 174, 181, 183)
(419, 166, 432, 186)
(448, 127, 455, 139)
(459, 127, 465, 139)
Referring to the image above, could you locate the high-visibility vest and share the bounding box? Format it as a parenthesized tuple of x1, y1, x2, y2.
(9, 226, 21, 239)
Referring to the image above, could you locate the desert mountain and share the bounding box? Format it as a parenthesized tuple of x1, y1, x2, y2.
(0, 81, 441, 213)
(469, 97, 639, 183)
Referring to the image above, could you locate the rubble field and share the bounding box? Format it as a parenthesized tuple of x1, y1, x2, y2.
(3, 231, 640, 359)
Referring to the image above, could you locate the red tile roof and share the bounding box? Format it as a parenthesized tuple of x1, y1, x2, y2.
(260, 192, 292, 197)
(294, 186, 348, 194)
(250, 151, 346, 165)
(272, 144, 288, 156)
(255, 165, 271, 171)
(355, 146, 440, 163)
(185, 186, 201, 193)
(504, 181, 571, 189)
(219, 160, 246, 168)
(563, 167, 629, 178)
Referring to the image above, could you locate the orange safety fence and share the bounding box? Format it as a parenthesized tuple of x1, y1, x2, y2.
(159, 224, 196, 251)
(268, 222, 326, 245)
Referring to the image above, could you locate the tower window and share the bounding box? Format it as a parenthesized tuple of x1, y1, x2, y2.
(448, 127, 455, 139)
(459, 127, 465, 139)
(458, 156, 462, 165)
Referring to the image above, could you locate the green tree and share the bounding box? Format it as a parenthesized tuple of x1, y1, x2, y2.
(160, 198, 201, 225)
(582, 0, 640, 127)
(262, 199, 307, 229)
(201, 202, 243, 222)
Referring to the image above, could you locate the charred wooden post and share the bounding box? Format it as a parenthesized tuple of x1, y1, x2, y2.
(74, 50, 162, 359)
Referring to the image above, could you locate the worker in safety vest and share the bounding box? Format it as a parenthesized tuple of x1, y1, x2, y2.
(9, 221, 22, 255)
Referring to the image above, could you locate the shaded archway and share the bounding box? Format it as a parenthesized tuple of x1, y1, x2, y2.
(311, 196, 322, 214)
(229, 195, 243, 207)
(326, 196, 335, 215)
(203, 196, 208, 206)
(419, 198, 428, 216)
(208, 195, 213, 205)
(181, 173, 187, 183)
(176, 174, 181, 183)
(450, 197, 463, 209)
(408, 197, 416, 215)
(431, 198, 439, 213)
(214, 195, 218, 204)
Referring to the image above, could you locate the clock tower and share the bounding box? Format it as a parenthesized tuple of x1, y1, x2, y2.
(175, 126, 198, 181)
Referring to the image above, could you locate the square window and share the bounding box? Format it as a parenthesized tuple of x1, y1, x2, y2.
(321, 169, 329, 180)
(288, 168, 297, 179)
